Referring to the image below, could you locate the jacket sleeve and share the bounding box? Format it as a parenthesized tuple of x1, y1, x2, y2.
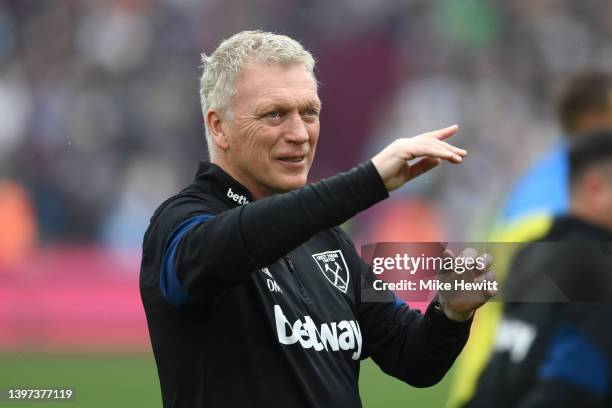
(517, 380, 607, 408)
(514, 248, 612, 406)
(516, 303, 612, 407)
(157, 160, 388, 307)
(336, 231, 473, 387)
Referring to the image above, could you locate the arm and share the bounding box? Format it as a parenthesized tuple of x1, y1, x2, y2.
(162, 125, 466, 307)
(516, 304, 612, 407)
(518, 380, 607, 408)
(344, 234, 472, 387)
(165, 161, 388, 306)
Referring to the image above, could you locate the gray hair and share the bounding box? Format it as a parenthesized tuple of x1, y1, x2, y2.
(199, 30, 316, 158)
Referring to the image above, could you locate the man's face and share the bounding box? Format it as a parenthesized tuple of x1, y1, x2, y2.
(219, 61, 321, 198)
(574, 163, 612, 232)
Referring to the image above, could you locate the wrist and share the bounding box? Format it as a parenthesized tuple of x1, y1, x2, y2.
(438, 303, 474, 322)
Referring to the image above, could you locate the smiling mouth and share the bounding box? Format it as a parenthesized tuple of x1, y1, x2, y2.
(278, 156, 305, 163)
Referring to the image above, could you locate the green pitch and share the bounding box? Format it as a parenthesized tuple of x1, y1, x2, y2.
(0, 353, 450, 407)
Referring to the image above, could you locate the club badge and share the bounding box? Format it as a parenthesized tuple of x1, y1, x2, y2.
(312, 250, 350, 293)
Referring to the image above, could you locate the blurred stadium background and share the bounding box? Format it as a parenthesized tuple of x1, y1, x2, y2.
(2, 0, 612, 406)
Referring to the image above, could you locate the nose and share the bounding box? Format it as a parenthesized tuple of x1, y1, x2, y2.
(283, 112, 310, 144)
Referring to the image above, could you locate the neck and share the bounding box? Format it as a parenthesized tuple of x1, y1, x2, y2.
(211, 158, 272, 201)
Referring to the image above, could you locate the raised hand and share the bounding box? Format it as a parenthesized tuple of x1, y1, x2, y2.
(437, 248, 497, 321)
(371, 124, 466, 192)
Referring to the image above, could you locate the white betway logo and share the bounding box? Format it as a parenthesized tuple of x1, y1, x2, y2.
(494, 318, 536, 363)
(227, 187, 249, 205)
(274, 305, 362, 360)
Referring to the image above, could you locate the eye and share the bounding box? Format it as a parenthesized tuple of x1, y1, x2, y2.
(264, 110, 282, 119)
(302, 108, 319, 118)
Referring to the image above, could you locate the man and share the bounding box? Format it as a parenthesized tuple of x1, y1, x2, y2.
(466, 131, 612, 407)
(140, 30, 493, 408)
(449, 71, 612, 407)
(500, 71, 612, 236)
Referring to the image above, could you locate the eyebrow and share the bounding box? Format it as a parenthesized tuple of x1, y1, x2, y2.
(255, 98, 322, 114)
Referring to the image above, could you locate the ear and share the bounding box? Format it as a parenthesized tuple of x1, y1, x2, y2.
(206, 109, 230, 151)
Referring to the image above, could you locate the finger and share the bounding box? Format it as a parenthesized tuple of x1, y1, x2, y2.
(415, 144, 463, 163)
(437, 140, 467, 157)
(472, 273, 496, 303)
(401, 138, 463, 162)
(424, 124, 459, 141)
(417, 137, 466, 159)
(483, 269, 498, 299)
(475, 253, 493, 276)
(459, 247, 478, 275)
(438, 249, 455, 276)
(459, 247, 478, 260)
(406, 157, 441, 179)
(435, 145, 464, 163)
(425, 142, 464, 162)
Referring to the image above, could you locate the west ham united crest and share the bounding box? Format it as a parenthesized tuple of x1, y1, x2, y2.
(312, 250, 350, 293)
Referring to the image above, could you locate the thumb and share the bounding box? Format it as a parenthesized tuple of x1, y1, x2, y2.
(405, 157, 441, 180)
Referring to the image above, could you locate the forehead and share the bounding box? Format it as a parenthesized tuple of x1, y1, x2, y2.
(574, 109, 612, 136)
(232, 61, 320, 109)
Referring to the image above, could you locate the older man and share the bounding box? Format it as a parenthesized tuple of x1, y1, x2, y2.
(140, 31, 492, 408)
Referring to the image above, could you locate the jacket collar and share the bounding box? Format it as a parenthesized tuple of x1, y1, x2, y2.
(549, 215, 612, 241)
(194, 161, 254, 208)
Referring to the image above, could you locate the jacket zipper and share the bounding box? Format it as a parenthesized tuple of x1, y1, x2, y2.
(284, 255, 312, 303)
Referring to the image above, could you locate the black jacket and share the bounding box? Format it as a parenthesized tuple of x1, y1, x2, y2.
(140, 160, 472, 408)
(467, 216, 612, 408)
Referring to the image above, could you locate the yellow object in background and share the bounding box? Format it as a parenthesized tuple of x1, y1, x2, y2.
(446, 213, 554, 408)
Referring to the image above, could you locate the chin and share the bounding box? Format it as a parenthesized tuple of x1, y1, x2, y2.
(276, 174, 308, 192)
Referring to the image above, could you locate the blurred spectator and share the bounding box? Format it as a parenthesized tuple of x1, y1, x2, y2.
(0, 180, 35, 269)
(2, 0, 612, 250)
(448, 70, 612, 408)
